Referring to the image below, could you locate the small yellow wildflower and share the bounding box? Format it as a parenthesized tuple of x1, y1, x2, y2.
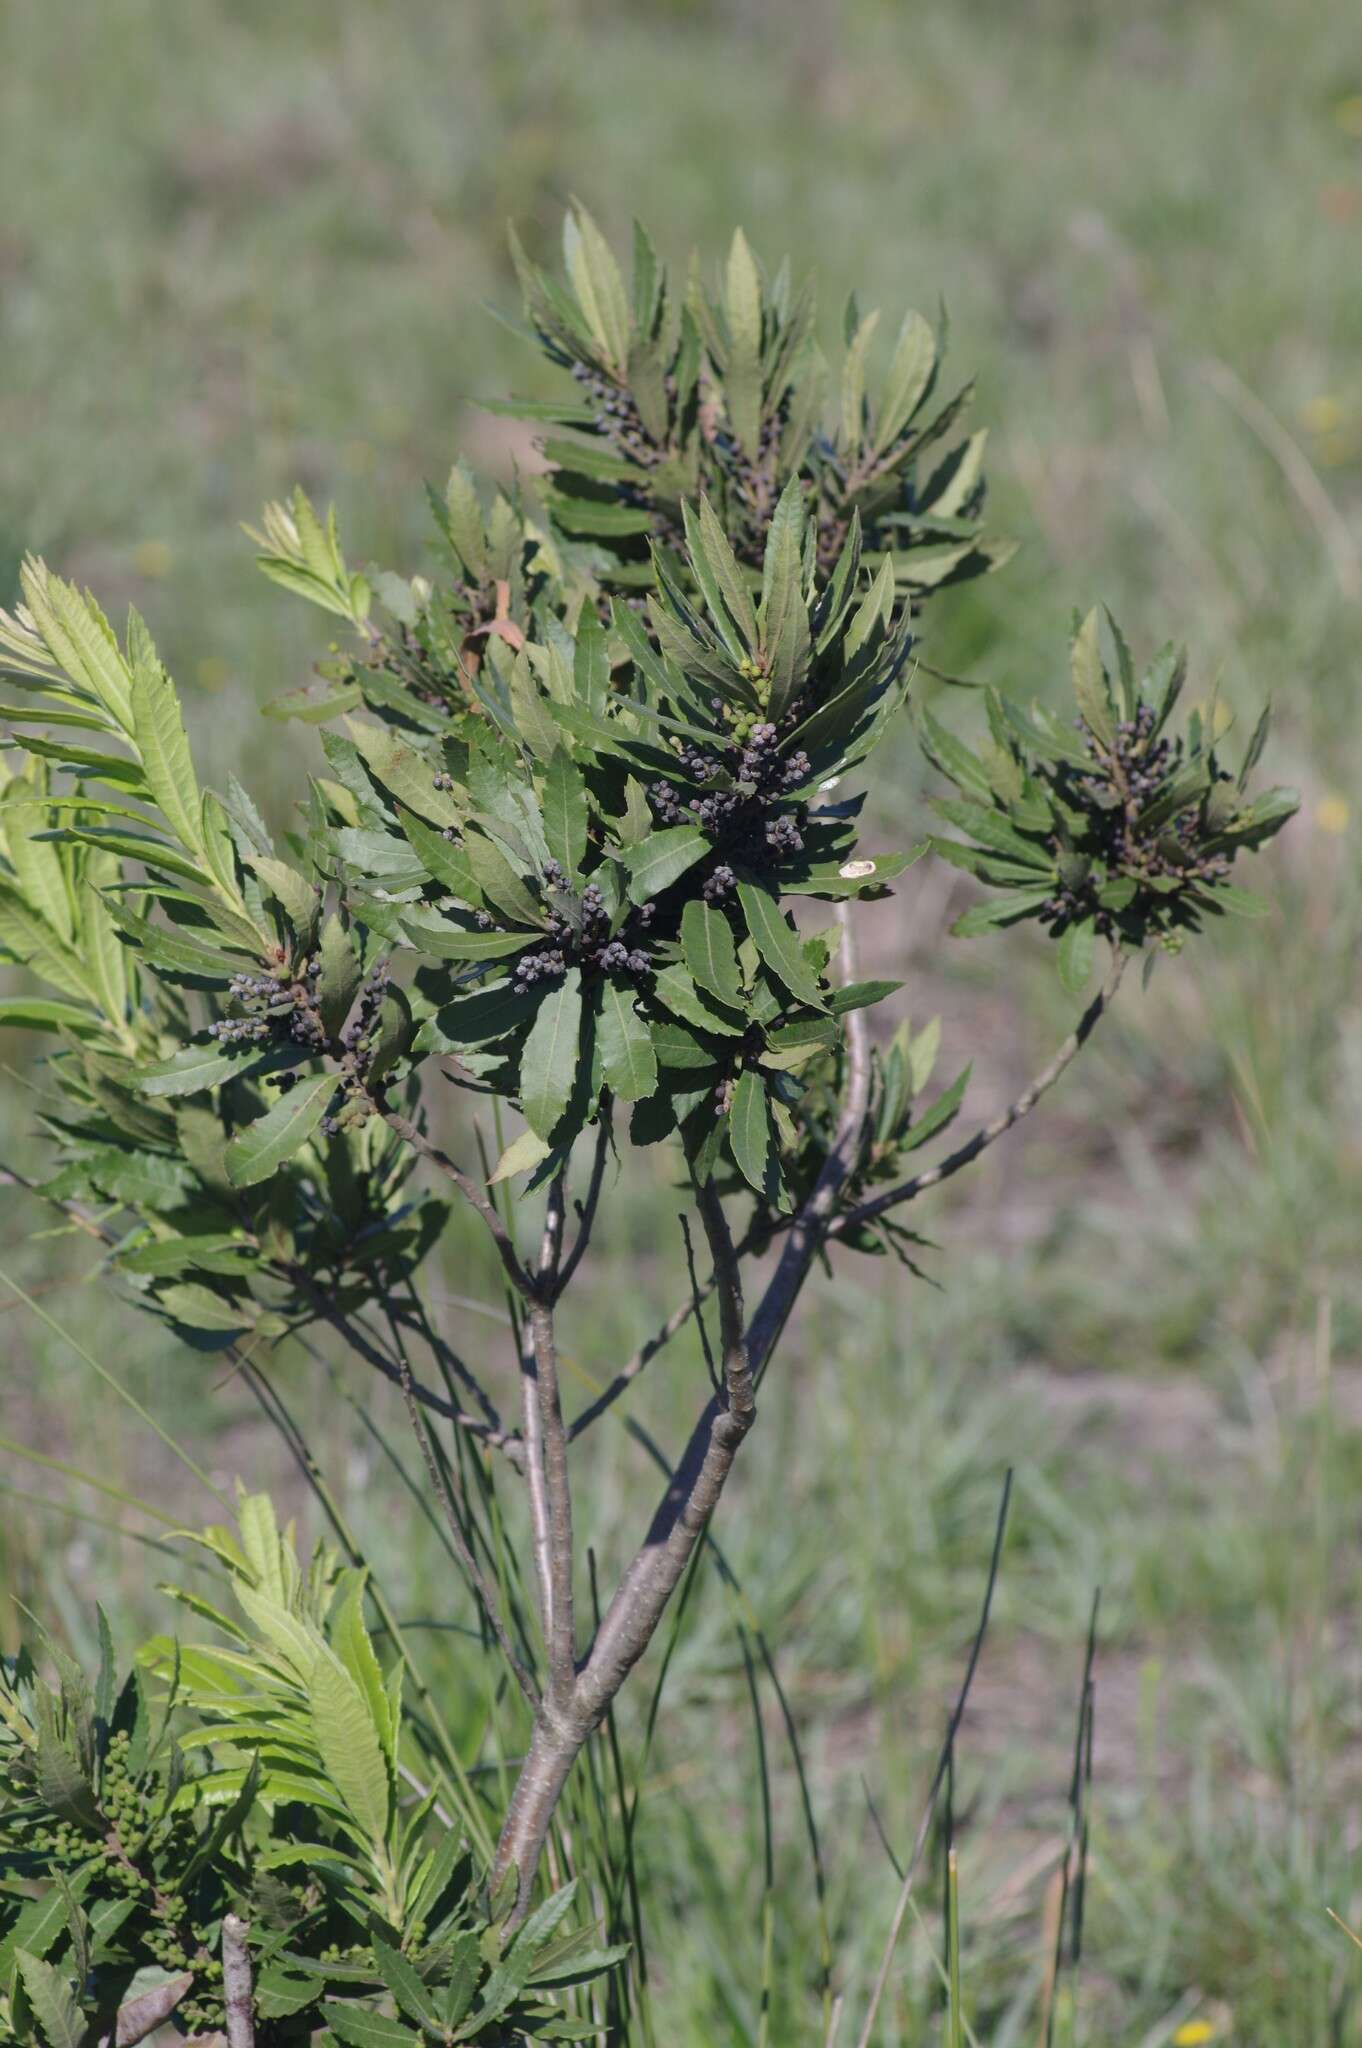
(196, 658, 230, 693)
(1316, 793, 1349, 835)
(133, 539, 173, 579)
(1172, 2023, 1215, 2047)
(1302, 395, 1343, 435)
(1335, 94, 1362, 138)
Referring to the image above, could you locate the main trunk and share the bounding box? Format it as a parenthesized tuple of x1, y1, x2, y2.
(492, 1709, 584, 1912)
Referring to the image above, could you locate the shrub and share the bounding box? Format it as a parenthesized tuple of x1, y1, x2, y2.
(0, 206, 1295, 2040)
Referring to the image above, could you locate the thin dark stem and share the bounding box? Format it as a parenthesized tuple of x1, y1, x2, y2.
(555, 1106, 612, 1298)
(835, 948, 1128, 1238)
(287, 1268, 524, 1466)
(855, 1472, 1013, 2048)
(383, 1104, 533, 1296)
(385, 1307, 540, 1708)
(534, 1175, 576, 1704)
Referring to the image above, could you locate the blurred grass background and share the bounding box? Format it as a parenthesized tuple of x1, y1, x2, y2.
(3, 0, 1362, 2039)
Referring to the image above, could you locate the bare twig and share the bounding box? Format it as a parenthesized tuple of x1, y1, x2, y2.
(287, 1269, 523, 1465)
(221, 1914, 255, 2048)
(577, 1175, 752, 1727)
(835, 947, 1128, 1239)
(383, 1105, 532, 1296)
(386, 1308, 540, 1707)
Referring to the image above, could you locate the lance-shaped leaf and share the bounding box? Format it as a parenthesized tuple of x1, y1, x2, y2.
(225, 1072, 333, 1187)
(596, 978, 658, 1102)
(519, 968, 583, 1139)
(16, 1951, 84, 2048)
(681, 898, 745, 1006)
(1070, 608, 1115, 750)
(129, 619, 203, 855)
(621, 825, 709, 904)
(1057, 915, 1097, 992)
(874, 308, 937, 453)
(728, 1069, 775, 1194)
(758, 477, 811, 716)
(139, 1038, 305, 1098)
(737, 879, 826, 1009)
(541, 749, 589, 877)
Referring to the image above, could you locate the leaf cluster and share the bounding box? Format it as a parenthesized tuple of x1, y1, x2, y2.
(925, 609, 1298, 989)
(0, 1492, 624, 2045)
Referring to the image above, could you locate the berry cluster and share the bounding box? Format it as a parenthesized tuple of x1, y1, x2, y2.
(649, 719, 812, 870)
(210, 948, 327, 1054)
(320, 956, 392, 1135)
(1042, 703, 1234, 937)
(513, 878, 653, 991)
(570, 359, 670, 472)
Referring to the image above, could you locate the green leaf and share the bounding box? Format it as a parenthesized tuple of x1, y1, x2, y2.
(564, 202, 631, 373)
(519, 968, 583, 1139)
(308, 1648, 392, 1843)
(157, 1282, 253, 1334)
(322, 2007, 420, 2048)
(680, 899, 744, 1006)
(1070, 608, 1114, 750)
(489, 1126, 553, 1184)
(399, 916, 530, 962)
(737, 880, 826, 1009)
(225, 1073, 334, 1186)
(244, 853, 316, 928)
(345, 720, 461, 831)
(371, 1941, 443, 2030)
(1057, 916, 1097, 992)
(874, 308, 937, 452)
(317, 913, 361, 1038)
(105, 900, 243, 979)
(417, 981, 542, 1052)
(651, 963, 744, 1036)
(16, 1951, 84, 2048)
(542, 749, 589, 877)
(759, 1015, 839, 1069)
(0, 996, 102, 1036)
(728, 1070, 774, 1194)
(138, 1038, 302, 1097)
(903, 1065, 971, 1151)
(758, 476, 811, 716)
(596, 979, 658, 1102)
(620, 826, 709, 904)
(130, 627, 203, 855)
(464, 831, 545, 927)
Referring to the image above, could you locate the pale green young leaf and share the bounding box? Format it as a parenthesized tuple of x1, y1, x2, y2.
(489, 1126, 552, 1184)
(16, 1950, 84, 2048)
(129, 624, 204, 855)
(564, 202, 631, 374)
(308, 1649, 392, 1846)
